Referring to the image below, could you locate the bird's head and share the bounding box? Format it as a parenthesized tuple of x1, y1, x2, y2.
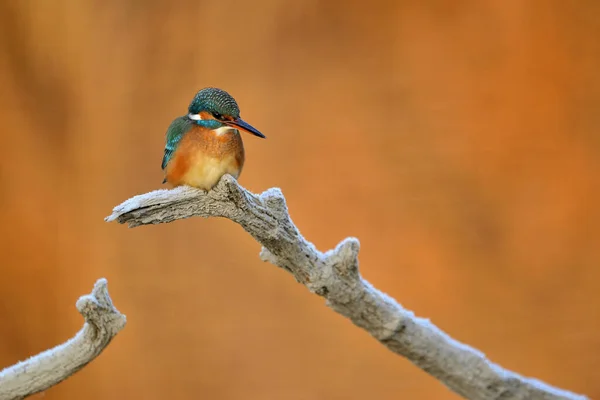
(187, 87, 265, 138)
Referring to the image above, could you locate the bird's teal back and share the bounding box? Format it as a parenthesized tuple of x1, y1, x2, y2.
(161, 116, 192, 170)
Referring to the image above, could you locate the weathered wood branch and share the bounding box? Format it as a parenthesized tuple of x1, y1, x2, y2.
(0, 279, 126, 400)
(106, 175, 587, 400)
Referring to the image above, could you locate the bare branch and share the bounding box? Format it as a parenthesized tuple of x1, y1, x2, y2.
(106, 175, 587, 400)
(0, 279, 126, 400)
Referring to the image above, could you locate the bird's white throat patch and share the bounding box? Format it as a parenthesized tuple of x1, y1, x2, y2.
(213, 126, 236, 136)
(188, 113, 202, 120)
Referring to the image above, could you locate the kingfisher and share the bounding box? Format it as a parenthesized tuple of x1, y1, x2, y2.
(161, 87, 266, 190)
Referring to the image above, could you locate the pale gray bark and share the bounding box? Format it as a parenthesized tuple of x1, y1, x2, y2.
(0, 279, 126, 400)
(106, 175, 587, 400)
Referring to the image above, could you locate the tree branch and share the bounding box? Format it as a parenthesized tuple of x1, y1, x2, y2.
(105, 175, 587, 400)
(0, 279, 126, 400)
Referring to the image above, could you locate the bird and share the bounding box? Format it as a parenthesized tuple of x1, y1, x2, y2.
(161, 87, 266, 190)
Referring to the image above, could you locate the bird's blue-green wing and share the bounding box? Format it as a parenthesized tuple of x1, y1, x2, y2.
(161, 116, 192, 171)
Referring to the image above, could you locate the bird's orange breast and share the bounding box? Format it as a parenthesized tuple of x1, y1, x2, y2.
(165, 125, 245, 190)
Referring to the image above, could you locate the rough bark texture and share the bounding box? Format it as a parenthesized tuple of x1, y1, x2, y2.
(0, 279, 126, 400)
(106, 175, 588, 400)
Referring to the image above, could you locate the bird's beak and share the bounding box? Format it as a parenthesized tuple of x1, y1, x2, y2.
(227, 118, 266, 138)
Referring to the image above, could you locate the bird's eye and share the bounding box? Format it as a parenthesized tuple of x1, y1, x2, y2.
(213, 112, 222, 119)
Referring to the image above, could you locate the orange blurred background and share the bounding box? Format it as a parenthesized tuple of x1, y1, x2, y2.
(0, 1, 599, 399)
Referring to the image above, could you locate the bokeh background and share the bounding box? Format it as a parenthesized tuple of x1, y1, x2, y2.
(1, 1, 599, 399)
